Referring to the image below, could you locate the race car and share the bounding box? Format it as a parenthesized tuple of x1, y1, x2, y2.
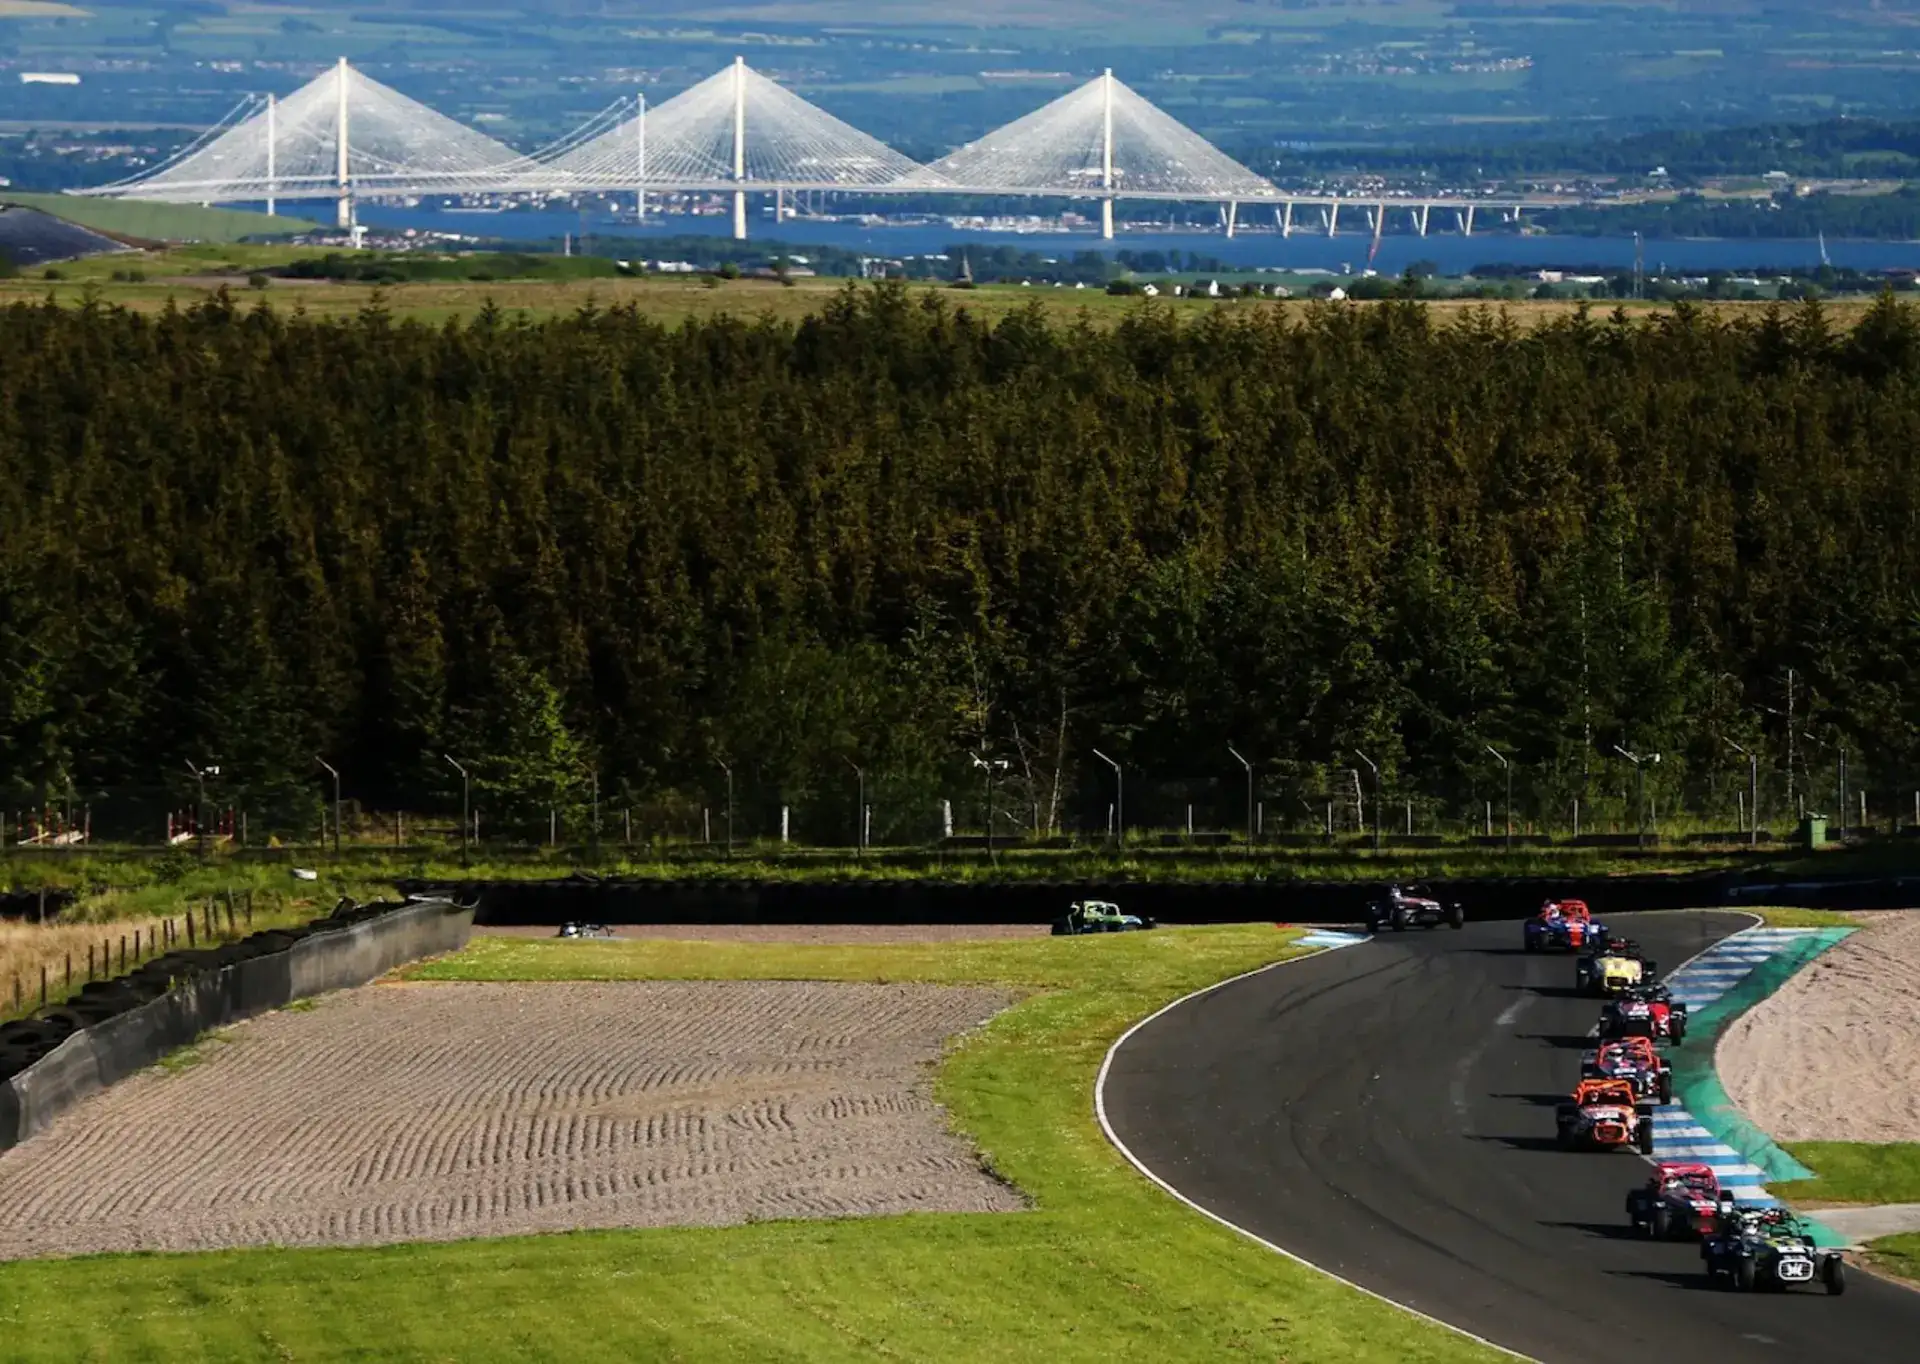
(1522, 899, 1609, 953)
(1581, 1035, 1674, 1104)
(1576, 937, 1659, 996)
(1052, 900, 1156, 935)
(555, 922, 614, 939)
(1627, 1162, 1724, 1239)
(1365, 883, 1466, 932)
(1599, 984, 1689, 1044)
(1702, 1203, 1846, 1295)
(1556, 1077, 1655, 1153)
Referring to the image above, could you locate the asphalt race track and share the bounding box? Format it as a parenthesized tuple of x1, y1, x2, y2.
(1103, 913, 1920, 1363)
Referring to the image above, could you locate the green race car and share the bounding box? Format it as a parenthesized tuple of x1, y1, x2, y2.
(1051, 900, 1156, 935)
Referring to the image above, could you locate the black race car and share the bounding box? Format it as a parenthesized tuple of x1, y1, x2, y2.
(1702, 1203, 1847, 1295)
(1365, 884, 1466, 932)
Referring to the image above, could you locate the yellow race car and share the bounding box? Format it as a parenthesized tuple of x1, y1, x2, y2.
(1576, 938, 1658, 996)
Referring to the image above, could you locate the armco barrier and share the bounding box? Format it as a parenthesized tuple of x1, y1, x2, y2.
(397, 872, 1920, 930)
(0, 896, 473, 1152)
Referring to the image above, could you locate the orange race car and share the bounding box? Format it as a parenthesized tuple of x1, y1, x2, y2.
(1555, 1077, 1654, 1153)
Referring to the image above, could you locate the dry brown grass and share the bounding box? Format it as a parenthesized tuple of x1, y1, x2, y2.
(0, 917, 170, 1018)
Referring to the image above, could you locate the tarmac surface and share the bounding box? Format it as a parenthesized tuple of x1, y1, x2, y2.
(1103, 911, 1920, 1363)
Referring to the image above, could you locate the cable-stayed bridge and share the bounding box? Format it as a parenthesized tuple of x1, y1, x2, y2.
(77, 58, 1572, 239)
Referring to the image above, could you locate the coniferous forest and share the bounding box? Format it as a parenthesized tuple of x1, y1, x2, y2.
(1, 286, 1917, 842)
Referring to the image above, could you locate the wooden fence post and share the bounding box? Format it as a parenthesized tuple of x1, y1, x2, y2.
(39, 965, 46, 1007)
(186, 913, 195, 948)
(65, 952, 72, 988)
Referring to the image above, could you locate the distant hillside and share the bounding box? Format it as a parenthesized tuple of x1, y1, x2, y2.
(0, 194, 314, 246)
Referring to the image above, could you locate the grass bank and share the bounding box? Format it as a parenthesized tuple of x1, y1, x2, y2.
(0, 926, 1503, 1363)
(1777, 1143, 1920, 1206)
(1869, 1232, 1920, 1285)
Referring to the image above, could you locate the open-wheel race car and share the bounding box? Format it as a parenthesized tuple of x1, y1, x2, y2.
(1599, 984, 1688, 1044)
(1556, 1077, 1656, 1153)
(1576, 937, 1658, 996)
(1052, 900, 1156, 936)
(555, 922, 615, 939)
(1581, 1035, 1674, 1103)
(1523, 899, 1609, 953)
(1627, 1162, 1723, 1240)
(1702, 1203, 1847, 1295)
(1365, 883, 1466, 932)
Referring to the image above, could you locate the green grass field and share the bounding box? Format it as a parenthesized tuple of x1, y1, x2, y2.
(1777, 1142, 1920, 1206)
(0, 194, 313, 245)
(0, 926, 1504, 1363)
(1871, 1232, 1920, 1285)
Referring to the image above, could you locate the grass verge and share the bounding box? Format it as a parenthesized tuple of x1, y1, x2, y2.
(1868, 1232, 1920, 1285)
(1747, 906, 1862, 929)
(1776, 1143, 1920, 1206)
(0, 926, 1504, 1363)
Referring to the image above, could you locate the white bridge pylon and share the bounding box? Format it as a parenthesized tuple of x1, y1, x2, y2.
(920, 69, 1278, 239)
(537, 57, 936, 239)
(77, 58, 535, 227)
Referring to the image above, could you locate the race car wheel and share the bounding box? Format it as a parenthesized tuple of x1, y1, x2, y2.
(1734, 1257, 1756, 1293)
(1652, 1206, 1671, 1240)
(1448, 904, 1465, 930)
(1659, 1074, 1674, 1104)
(1636, 1121, 1655, 1155)
(1672, 1020, 1687, 1044)
(1825, 1257, 1847, 1296)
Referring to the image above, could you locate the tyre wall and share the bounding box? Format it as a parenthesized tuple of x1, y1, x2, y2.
(404, 873, 1920, 929)
(0, 897, 473, 1152)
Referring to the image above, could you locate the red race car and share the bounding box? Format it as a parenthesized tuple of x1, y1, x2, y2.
(1627, 1162, 1723, 1239)
(1599, 985, 1689, 1045)
(1581, 1035, 1674, 1104)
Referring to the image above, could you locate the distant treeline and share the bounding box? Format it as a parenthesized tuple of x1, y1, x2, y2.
(1247, 116, 1920, 184)
(2, 287, 1917, 838)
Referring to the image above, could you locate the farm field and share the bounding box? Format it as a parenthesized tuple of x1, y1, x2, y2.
(0, 253, 1886, 327)
(0, 925, 1507, 1363)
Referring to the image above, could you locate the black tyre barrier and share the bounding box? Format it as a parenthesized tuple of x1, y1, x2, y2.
(397, 872, 1920, 930)
(0, 896, 473, 1151)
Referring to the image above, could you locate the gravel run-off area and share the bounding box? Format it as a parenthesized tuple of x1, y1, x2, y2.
(0, 980, 1021, 1260)
(1720, 910, 1920, 1144)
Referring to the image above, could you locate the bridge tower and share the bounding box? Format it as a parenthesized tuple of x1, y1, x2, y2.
(1100, 68, 1114, 241)
(334, 56, 352, 228)
(732, 56, 748, 240)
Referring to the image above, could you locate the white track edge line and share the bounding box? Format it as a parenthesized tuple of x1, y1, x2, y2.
(1092, 930, 1537, 1363)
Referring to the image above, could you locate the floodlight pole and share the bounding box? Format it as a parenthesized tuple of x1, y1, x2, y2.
(845, 758, 864, 854)
(443, 754, 470, 857)
(1227, 744, 1253, 846)
(1101, 68, 1115, 241)
(315, 756, 341, 854)
(731, 55, 748, 240)
(1092, 749, 1123, 846)
(1352, 752, 1381, 853)
(1485, 745, 1512, 850)
(1721, 737, 1759, 846)
(185, 759, 216, 854)
(1613, 745, 1657, 847)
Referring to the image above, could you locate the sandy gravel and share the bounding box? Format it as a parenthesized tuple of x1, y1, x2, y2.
(0, 980, 1020, 1259)
(481, 923, 1049, 944)
(1720, 910, 1920, 1143)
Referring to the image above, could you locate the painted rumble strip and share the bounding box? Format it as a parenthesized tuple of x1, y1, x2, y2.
(1650, 926, 1855, 1240)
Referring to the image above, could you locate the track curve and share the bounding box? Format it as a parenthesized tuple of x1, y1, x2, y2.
(1102, 913, 1920, 1363)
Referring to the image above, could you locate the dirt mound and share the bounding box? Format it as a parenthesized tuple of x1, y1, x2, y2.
(0, 979, 1020, 1259)
(1720, 911, 1920, 1144)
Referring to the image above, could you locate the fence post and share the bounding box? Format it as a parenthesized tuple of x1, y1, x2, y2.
(1485, 801, 1493, 837)
(134, 927, 141, 958)
(65, 952, 71, 988)
(87, 944, 94, 979)
(39, 965, 46, 1007)
(781, 806, 790, 845)
(186, 913, 195, 948)
(11, 975, 18, 1011)
(118, 935, 126, 971)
